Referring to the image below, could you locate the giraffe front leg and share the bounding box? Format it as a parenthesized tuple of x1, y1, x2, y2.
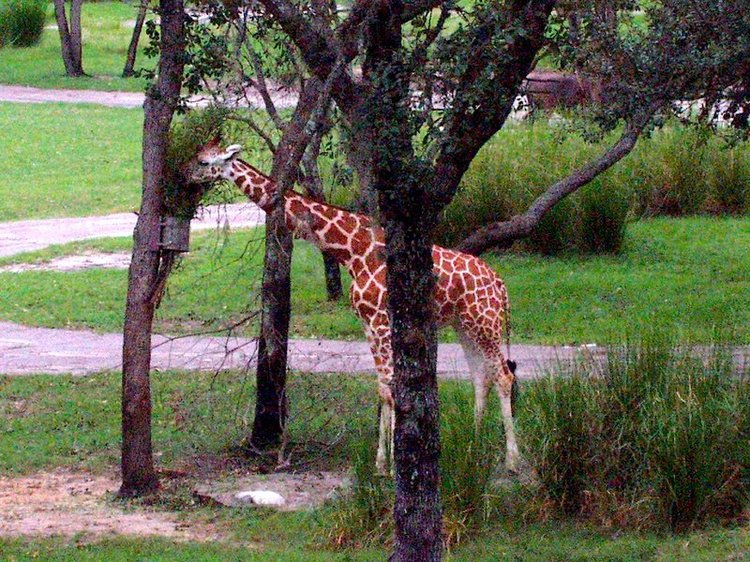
(363, 313, 395, 476)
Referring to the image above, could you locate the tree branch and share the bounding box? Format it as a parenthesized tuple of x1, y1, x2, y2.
(457, 107, 659, 255)
(257, 0, 361, 116)
(431, 0, 557, 213)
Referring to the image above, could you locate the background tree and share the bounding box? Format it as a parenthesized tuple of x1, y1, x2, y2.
(53, 0, 85, 76)
(123, 0, 151, 77)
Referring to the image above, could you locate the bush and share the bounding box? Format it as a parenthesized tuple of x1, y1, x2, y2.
(577, 180, 632, 253)
(632, 126, 711, 217)
(705, 146, 750, 215)
(0, 0, 46, 48)
(518, 336, 750, 531)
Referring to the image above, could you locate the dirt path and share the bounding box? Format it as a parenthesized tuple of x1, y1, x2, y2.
(0, 202, 264, 258)
(0, 470, 218, 541)
(0, 83, 299, 109)
(0, 320, 570, 380)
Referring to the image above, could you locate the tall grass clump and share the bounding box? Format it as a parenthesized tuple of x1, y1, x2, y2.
(577, 180, 632, 253)
(327, 382, 507, 549)
(518, 334, 750, 531)
(705, 146, 750, 215)
(0, 0, 46, 47)
(631, 126, 711, 216)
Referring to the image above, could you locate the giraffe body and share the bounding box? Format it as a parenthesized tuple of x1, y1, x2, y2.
(187, 141, 520, 472)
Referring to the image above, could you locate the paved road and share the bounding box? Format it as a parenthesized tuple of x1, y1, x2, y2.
(0, 321, 574, 379)
(0, 203, 264, 258)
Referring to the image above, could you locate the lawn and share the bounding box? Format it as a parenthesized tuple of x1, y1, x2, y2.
(0, 103, 143, 220)
(2, 370, 750, 560)
(0, 216, 748, 344)
(0, 2, 151, 92)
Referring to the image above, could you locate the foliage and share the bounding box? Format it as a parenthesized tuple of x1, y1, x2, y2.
(518, 335, 750, 531)
(0, 0, 45, 47)
(163, 107, 231, 218)
(435, 122, 749, 254)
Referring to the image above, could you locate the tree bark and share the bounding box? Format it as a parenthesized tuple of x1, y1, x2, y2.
(123, 0, 149, 78)
(69, 0, 85, 75)
(457, 109, 657, 255)
(384, 212, 442, 562)
(249, 76, 329, 449)
(361, 3, 442, 560)
(249, 209, 293, 449)
(53, 0, 84, 77)
(119, 0, 185, 498)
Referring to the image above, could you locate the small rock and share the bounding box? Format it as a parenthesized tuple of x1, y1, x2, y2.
(234, 490, 286, 507)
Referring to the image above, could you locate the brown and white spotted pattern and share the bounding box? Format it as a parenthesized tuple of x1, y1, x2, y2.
(188, 140, 520, 473)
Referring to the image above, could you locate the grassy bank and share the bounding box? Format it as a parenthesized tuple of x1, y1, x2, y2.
(0, 2, 150, 91)
(0, 103, 143, 220)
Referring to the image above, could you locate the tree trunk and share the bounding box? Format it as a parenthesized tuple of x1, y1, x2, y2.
(52, 0, 81, 77)
(123, 0, 149, 78)
(249, 76, 327, 449)
(249, 208, 293, 449)
(362, 3, 442, 560)
(119, 0, 185, 498)
(302, 134, 343, 301)
(383, 213, 442, 562)
(69, 0, 85, 76)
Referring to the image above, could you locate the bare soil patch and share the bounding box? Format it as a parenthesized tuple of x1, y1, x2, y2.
(195, 470, 349, 511)
(0, 470, 216, 540)
(0, 252, 131, 273)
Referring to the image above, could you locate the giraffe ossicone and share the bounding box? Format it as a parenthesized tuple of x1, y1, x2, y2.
(186, 140, 521, 474)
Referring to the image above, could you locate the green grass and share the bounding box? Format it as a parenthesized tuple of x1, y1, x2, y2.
(0, 2, 151, 91)
(0, 216, 748, 344)
(2, 370, 750, 560)
(0, 102, 143, 220)
(2, 525, 750, 561)
(0, 369, 374, 475)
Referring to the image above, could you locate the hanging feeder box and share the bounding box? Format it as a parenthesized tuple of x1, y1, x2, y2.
(159, 216, 191, 252)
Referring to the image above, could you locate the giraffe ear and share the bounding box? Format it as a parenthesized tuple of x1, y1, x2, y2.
(221, 144, 243, 161)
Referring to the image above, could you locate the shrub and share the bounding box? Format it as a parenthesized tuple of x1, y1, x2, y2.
(631, 127, 711, 217)
(576, 179, 632, 254)
(517, 369, 603, 514)
(518, 336, 750, 531)
(526, 196, 577, 255)
(0, 0, 46, 48)
(705, 146, 750, 215)
(433, 121, 748, 256)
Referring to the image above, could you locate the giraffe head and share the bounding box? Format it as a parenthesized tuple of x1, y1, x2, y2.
(184, 137, 243, 185)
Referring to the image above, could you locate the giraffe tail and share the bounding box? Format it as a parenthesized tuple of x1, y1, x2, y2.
(500, 280, 515, 373)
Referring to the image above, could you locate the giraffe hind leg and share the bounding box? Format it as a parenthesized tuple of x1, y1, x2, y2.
(457, 326, 491, 432)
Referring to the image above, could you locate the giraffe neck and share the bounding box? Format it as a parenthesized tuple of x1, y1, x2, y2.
(227, 159, 380, 270)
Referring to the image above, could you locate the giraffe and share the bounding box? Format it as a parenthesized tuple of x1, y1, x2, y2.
(185, 139, 521, 473)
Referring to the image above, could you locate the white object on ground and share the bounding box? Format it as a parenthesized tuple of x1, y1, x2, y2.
(234, 490, 286, 507)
